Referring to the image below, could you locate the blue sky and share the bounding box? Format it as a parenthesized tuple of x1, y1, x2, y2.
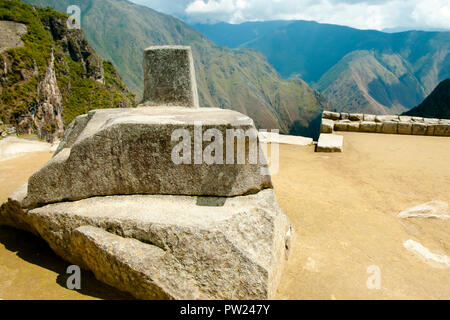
(130, 0, 450, 30)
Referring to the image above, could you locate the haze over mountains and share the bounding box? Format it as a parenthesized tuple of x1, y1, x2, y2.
(194, 21, 450, 115)
(24, 0, 327, 137)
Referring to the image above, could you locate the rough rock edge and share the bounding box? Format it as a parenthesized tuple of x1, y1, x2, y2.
(0, 188, 293, 300)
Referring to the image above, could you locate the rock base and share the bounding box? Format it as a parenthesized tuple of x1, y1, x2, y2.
(1, 187, 293, 300)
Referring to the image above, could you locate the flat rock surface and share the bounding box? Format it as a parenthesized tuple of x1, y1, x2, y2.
(316, 134, 343, 152)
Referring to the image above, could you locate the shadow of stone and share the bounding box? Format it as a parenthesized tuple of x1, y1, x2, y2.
(196, 197, 227, 207)
(0, 225, 134, 300)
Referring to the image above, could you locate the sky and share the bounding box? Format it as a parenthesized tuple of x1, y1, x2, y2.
(129, 0, 450, 31)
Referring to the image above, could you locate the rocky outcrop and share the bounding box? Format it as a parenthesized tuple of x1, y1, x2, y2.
(0, 21, 27, 53)
(18, 49, 64, 142)
(0, 2, 135, 143)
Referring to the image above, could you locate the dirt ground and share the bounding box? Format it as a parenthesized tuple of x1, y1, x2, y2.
(0, 132, 449, 299)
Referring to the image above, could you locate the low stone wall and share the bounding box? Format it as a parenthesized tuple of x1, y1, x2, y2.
(321, 111, 450, 136)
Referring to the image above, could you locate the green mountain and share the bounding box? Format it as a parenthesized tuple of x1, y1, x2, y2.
(23, 0, 327, 136)
(0, 0, 135, 142)
(194, 21, 450, 115)
(403, 79, 450, 119)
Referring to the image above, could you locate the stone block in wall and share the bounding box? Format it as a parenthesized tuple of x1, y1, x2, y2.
(334, 120, 350, 131)
(398, 122, 412, 135)
(348, 122, 360, 132)
(399, 116, 412, 122)
(349, 113, 364, 121)
(435, 124, 450, 136)
(376, 123, 383, 133)
(382, 121, 398, 134)
(340, 113, 349, 120)
(376, 115, 399, 123)
(321, 119, 334, 133)
(412, 122, 427, 135)
(424, 118, 439, 124)
(363, 114, 376, 121)
(426, 124, 436, 136)
(360, 121, 377, 132)
(323, 111, 341, 120)
(412, 117, 424, 122)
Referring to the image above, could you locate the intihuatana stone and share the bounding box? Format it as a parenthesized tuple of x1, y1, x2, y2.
(142, 46, 199, 108)
(0, 45, 293, 301)
(321, 119, 334, 133)
(24, 107, 272, 207)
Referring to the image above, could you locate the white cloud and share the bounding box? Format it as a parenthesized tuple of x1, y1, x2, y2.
(130, 0, 450, 30)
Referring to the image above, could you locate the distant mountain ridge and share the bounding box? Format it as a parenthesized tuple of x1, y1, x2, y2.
(194, 20, 450, 115)
(403, 79, 450, 119)
(24, 0, 327, 137)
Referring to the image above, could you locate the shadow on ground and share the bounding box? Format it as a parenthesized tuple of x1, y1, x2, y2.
(0, 225, 134, 300)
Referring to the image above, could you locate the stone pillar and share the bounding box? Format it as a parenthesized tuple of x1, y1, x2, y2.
(142, 45, 200, 108)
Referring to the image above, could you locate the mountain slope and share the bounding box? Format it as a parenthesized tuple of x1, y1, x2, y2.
(194, 20, 450, 114)
(403, 79, 450, 119)
(24, 0, 327, 136)
(0, 0, 134, 142)
(315, 50, 426, 114)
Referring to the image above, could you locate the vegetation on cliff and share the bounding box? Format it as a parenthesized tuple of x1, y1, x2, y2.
(0, 0, 135, 140)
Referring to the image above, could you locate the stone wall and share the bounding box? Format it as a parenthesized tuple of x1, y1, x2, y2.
(321, 111, 450, 136)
